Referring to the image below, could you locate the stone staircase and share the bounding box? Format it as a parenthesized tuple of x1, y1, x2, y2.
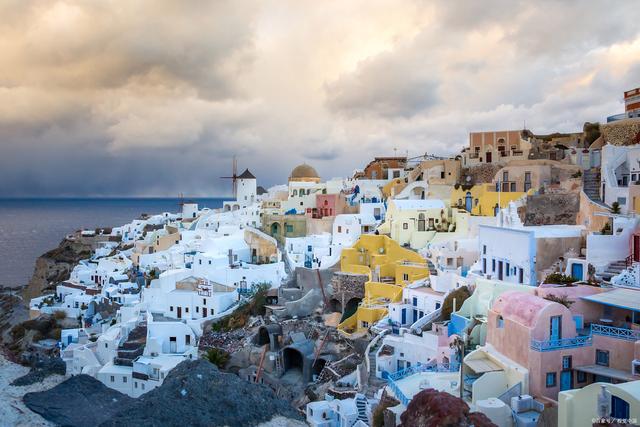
(426, 260, 437, 276)
(365, 347, 387, 398)
(600, 259, 628, 282)
(114, 324, 147, 367)
(583, 169, 603, 204)
(355, 394, 369, 423)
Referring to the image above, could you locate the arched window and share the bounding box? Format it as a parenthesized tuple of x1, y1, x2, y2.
(292, 189, 298, 197)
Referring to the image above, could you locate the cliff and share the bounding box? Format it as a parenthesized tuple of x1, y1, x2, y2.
(21, 238, 94, 302)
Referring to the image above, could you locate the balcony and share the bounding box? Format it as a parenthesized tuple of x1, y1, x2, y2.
(530, 324, 640, 352)
(591, 324, 640, 341)
(530, 335, 592, 352)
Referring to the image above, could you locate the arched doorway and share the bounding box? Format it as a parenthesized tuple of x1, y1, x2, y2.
(270, 222, 280, 237)
(283, 347, 304, 373)
(342, 297, 361, 322)
(329, 299, 342, 313)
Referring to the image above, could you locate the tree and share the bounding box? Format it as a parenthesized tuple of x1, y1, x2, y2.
(611, 202, 621, 214)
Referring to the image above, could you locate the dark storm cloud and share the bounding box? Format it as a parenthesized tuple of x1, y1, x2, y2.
(0, 0, 639, 196)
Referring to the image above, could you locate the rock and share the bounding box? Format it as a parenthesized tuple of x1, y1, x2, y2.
(101, 359, 303, 427)
(25, 359, 303, 427)
(23, 375, 134, 427)
(11, 357, 66, 386)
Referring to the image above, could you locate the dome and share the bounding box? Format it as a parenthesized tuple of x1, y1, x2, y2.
(289, 163, 320, 181)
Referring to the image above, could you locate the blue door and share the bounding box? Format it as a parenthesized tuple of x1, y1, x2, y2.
(550, 316, 562, 341)
(611, 396, 630, 419)
(465, 192, 472, 212)
(401, 308, 406, 325)
(560, 370, 572, 391)
(571, 263, 583, 280)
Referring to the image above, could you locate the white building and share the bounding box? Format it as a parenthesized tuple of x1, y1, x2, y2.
(601, 143, 640, 213)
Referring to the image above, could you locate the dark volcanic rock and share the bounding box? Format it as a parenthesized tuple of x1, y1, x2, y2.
(24, 359, 302, 427)
(101, 359, 303, 427)
(11, 357, 66, 386)
(23, 374, 134, 427)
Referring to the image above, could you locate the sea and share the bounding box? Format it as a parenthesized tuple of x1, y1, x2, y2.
(0, 198, 225, 289)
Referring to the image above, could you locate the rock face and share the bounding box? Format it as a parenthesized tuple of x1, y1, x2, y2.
(522, 193, 580, 226)
(22, 238, 94, 301)
(400, 388, 496, 427)
(23, 374, 134, 427)
(24, 359, 303, 427)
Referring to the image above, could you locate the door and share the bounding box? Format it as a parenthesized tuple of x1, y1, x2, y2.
(571, 263, 584, 281)
(560, 370, 572, 391)
(169, 337, 177, 353)
(202, 307, 207, 317)
(550, 316, 562, 341)
(634, 235, 640, 262)
(465, 192, 473, 212)
(498, 261, 503, 280)
(177, 306, 182, 319)
(611, 396, 630, 419)
(401, 308, 406, 325)
(486, 152, 492, 163)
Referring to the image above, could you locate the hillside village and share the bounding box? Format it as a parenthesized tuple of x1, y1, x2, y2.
(4, 87, 640, 426)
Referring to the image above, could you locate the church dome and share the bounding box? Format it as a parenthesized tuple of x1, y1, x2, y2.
(289, 163, 320, 182)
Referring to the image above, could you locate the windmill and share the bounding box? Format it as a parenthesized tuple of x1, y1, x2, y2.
(220, 156, 238, 198)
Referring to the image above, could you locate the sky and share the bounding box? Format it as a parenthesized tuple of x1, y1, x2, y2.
(0, 0, 639, 197)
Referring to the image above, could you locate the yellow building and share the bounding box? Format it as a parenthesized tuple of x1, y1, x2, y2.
(337, 234, 429, 337)
(450, 184, 527, 216)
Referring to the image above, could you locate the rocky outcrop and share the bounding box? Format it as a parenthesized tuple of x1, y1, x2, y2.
(22, 238, 94, 301)
(522, 193, 580, 226)
(601, 119, 640, 146)
(24, 359, 304, 427)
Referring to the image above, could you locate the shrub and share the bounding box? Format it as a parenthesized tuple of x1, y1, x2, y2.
(204, 348, 230, 368)
(571, 170, 582, 178)
(601, 222, 612, 235)
(52, 310, 67, 321)
(543, 273, 577, 285)
(611, 202, 621, 214)
(544, 294, 574, 308)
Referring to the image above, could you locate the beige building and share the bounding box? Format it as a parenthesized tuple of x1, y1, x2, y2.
(462, 130, 532, 167)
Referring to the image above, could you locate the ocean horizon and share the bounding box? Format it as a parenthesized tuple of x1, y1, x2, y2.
(0, 197, 225, 289)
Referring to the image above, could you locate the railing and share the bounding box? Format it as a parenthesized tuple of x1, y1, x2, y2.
(530, 335, 592, 352)
(591, 324, 640, 341)
(531, 323, 640, 352)
(383, 362, 458, 406)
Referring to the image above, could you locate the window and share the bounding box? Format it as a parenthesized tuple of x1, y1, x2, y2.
(483, 245, 487, 255)
(412, 297, 418, 307)
(524, 172, 531, 182)
(577, 370, 587, 383)
(286, 225, 294, 233)
(403, 223, 408, 230)
(185, 307, 189, 313)
(110, 375, 115, 382)
(135, 382, 138, 389)
(497, 315, 504, 328)
(617, 197, 627, 205)
(403, 273, 409, 281)
(546, 372, 557, 387)
(562, 356, 572, 369)
(337, 226, 342, 233)
(492, 259, 496, 271)
(203, 298, 207, 305)
(596, 349, 609, 366)
(510, 182, 516, 192)
(505, 262, 510, 276)
(503, 171, 509, 181)
(123, 376, 127, 383)
(186, 335, 191, 346)
(142, 383, 145, 390)
(435, 302, 441, 310)
(170, 306, 173, 312)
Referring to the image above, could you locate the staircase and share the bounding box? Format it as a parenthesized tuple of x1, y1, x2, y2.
(114, 324, 147, 367)
(600, 259, 628, 282)
(366, 348, 387, 398)
(583, 169, 603, 204)
(426, 260, 437, 276)
(354, 394, 369, 423)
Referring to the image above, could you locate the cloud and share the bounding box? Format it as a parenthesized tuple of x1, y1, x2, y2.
(0, 0, 639, 196)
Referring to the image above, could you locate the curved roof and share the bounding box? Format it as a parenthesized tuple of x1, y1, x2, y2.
(491, 291, 555, 328)
(290, 163, 319, 180)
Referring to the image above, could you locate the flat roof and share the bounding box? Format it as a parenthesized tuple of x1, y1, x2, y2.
(574, 365, 637, 382)
(581, 288, 640, 312)
(465, 358, 503, 374)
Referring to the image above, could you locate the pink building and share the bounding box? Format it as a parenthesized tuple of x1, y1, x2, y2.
(483, 289, 640, 402)
(307, 194, 348, 219)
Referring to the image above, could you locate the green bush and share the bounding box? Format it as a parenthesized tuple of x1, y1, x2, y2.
(543, 273, 577, 284)
(204, 348, 230, 368)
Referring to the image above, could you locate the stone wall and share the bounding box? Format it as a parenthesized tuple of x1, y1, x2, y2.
(461, 163, 503, 185)
(521, 193, 580, 225)
(329, 272, 367, 313)
(601, 119, 640, 146)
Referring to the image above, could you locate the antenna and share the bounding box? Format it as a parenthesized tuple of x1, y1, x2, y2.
(220, 155, 238, 198)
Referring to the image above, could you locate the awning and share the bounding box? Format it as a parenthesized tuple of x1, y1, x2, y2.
(581, 288, 640, 312)
(574, 365, 637, 382)
(465, 358, 503, 373)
